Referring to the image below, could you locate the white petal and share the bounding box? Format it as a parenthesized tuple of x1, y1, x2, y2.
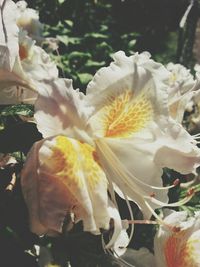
(96, 137, 168, 219)
(34, 78, 93, 139)
(105, 200, 123, 250)
(169, 91, 194, 123)
(21, 136, 110, 235)
(166, 62, 195, 95)
(87, 51, 169, 139)
(154, 119, 200, 174)
(113, 229, 129, 257)
(16, 0, 43, 39)
(87, 51, 169, 100)
(0, 0, 19, 70)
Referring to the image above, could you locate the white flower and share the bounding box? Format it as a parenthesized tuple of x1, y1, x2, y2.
(0, 0, 58, 104)
(119, 210, 200, 267)
(16, 1, 43, 40)
(166, 62, 199, 123)
(154, 210, 200, 267)
(21, 52, 200, 242)
(166, 62, 195, 94)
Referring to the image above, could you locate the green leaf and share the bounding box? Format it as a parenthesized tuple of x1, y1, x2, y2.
(85, 60, 105, 68)
(68, 51, 91, 60)
(64, 20, 73, 28)
(58, 0, 65, 4)
(77, 73, 93, 85)
(0, 104, 34, 117)
(128, 39, 137, 49)
(57, 35, 81, 46)
(84, 32, 108, 40)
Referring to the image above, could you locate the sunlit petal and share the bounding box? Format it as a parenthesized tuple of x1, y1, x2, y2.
(87, 51, 169, 138)
(34, 78, 93, 140)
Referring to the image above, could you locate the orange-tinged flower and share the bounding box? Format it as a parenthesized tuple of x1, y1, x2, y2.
(155, 210, 200, 267)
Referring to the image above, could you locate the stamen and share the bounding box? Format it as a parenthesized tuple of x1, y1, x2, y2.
(128, 219, 158, 225)
(180, 177, 196, 188)
(187, 187, 195, 196)
(96, 139, 177, 191)
(144, 201, 177, 232)
(171, 226, 181, 233)
(150, 192, 156, 197)
(145, 189, 195, 207)
(192, 133, 200, 138)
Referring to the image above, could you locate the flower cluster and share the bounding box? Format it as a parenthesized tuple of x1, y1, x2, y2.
(1, 1, 200, 266)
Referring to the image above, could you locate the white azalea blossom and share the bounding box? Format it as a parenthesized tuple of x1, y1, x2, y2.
(16, 0, 43, 41)
(16, 1, 58, 50)
(166, 62, 200, 123)
(166, 62, 195, 94)
(154, 210, 200, 267)
(0, 0, 58, 104)
(21, 52, 200, 247)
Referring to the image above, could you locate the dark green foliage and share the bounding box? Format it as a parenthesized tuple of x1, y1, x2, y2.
(0, 122, 42, 154)
(15, 0, 191, 90)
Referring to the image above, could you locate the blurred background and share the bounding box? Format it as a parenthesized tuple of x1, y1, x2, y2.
(18, 0, 200, 90)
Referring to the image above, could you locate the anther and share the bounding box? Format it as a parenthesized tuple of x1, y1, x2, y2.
(173, 179, 180, 186)
(187, 187, 195, 196)
(150, 192, 156, 197)
(172, 226, 181, 233)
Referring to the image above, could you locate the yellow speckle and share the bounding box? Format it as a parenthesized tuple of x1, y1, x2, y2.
(98, 89, 153, 138)
(79, 142, 107, 188)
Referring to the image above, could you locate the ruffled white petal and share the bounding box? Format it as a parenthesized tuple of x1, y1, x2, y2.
(86, 51, 169, 128)
(21, 136, 111, 235)
(166, 62, 195, 95)
(154, 119, 200, 175)
(34, 78, 93, 140)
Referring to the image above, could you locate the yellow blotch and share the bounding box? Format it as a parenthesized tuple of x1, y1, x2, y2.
(101, 89, 153, 138)
(50, 136, 106, 189)
(164, 231, 200, 267)
(49, 136, 82, 188)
